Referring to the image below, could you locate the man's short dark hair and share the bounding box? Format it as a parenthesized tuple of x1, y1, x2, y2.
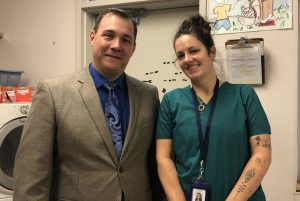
(93, 8, 137, 42)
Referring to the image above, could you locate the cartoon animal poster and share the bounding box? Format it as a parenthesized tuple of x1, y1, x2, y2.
(208, 0, 292, 34)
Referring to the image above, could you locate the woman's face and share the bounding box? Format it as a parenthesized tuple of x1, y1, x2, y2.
(174, 34, 216, 81)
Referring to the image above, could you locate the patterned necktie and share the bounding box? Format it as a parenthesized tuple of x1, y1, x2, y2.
(104, 82, 123, 159)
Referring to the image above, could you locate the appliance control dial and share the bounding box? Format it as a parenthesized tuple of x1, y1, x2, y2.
(20, 105, 30, 115)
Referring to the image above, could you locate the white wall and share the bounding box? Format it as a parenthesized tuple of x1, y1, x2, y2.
(0, 0, 76, 86)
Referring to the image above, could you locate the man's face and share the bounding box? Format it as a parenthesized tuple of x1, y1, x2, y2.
(90, 13, 136, 81)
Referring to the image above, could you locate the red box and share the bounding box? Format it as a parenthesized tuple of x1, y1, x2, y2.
(15, 87, 32, 102)
(2, 86, 16, 103)
(0, 86, 2, 103)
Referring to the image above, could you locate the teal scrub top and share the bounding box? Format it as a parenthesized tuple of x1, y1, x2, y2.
(156, 82, 271, 201)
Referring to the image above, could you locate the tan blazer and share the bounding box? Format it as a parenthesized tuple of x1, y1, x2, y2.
(13, 68, 163, 201)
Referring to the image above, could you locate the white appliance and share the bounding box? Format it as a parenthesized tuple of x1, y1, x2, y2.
(0, 103, 31, 201)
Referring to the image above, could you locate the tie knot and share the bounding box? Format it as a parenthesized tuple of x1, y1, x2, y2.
(104, 82, 117, 91)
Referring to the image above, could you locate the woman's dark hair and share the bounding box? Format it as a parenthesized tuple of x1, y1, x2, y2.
(173, 14, 214, 53)
(93, 8, 137, 42)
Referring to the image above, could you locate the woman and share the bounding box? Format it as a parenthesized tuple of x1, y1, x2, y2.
(156, 14, 271, 201)
(194, 192, 202, 201)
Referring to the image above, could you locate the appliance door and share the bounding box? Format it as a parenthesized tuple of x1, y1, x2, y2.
(0, 117, 26, 190)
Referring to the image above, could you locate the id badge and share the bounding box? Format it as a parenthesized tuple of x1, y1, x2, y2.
(190, 179, 210, 201)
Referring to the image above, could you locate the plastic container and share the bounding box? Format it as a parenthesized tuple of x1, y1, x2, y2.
(0, 70, 24, 86)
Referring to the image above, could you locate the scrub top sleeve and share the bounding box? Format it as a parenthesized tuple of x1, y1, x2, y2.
(241, 86, 271, 136)
(156, 94, 173, 139)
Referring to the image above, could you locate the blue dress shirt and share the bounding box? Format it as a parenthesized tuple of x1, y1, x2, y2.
(89, 63, 130, 139)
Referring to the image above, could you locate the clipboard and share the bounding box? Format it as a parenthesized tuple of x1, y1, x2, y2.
(225, 37, 265, 85)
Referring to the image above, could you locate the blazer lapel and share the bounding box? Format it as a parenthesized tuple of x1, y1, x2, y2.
(77, 68, 118, 163)
(122, 75, 140, 154)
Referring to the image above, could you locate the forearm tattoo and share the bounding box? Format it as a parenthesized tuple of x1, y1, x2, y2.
(255, 136, 271, 150)
(234, 168, 256, 199)
(255, 157, 261, 164)
(244, 169, 255, 182)
(232, 136, 270, 199)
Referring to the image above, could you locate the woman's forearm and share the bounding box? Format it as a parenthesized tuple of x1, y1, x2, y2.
(226, 152, 271, 201)
(157, 158, 186, 201)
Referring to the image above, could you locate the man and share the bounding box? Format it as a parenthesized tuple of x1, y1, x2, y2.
(13, 8, 163, 201)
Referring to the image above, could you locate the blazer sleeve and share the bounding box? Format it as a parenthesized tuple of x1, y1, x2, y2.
(13, 81, 56, 201)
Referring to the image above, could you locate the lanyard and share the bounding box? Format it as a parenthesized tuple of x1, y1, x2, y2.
(191, 78, 219, 181)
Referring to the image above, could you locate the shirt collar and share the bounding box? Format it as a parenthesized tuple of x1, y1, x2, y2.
(89, 63, 126, 90)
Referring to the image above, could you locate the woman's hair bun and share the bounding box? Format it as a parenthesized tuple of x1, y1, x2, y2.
(189, 14, 211, 33)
